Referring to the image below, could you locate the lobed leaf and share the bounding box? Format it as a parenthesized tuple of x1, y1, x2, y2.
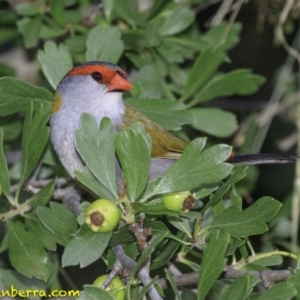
(17, 16, 42, 48)
(75, 114, 118, 200)
(152, 138, 233, 194)
(36, 202, 77, 243)
(115, 123, 151, 201)
(211, 197, 282, 238)
(86, 26, 124, 63)
(151, 2, 195, 36)
(194, 69, 266, 104)
(38, 41, 73, 90)
(182, 46, 227, 101)
(62, 224, 111, 268)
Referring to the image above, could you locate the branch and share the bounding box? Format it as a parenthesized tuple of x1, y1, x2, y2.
(156, 266, 292, 289)
(112, 245, 163, 300)
(223, 266, 291, 288)
(53, 185, 82, 216)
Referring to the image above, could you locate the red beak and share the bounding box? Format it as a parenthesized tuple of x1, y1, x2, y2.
(108, 73, 133, 92)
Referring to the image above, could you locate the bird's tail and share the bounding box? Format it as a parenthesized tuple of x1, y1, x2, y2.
(227, 153, 298, 165)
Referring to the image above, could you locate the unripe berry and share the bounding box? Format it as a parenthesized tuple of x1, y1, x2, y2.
(93, 275, 125, 300)
(85, 199, 120, 233)
(162, 191, 195, 213)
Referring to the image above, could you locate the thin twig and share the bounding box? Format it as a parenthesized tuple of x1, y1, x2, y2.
(276, 0, 300, 65)
(210, 0, 234, 26)
(251, 29, 300, 153)
(220, 0, 247, 44)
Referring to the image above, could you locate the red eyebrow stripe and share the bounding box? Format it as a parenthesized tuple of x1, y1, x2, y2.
(68, 65, 116, 84)
(69, 65, 109, 76)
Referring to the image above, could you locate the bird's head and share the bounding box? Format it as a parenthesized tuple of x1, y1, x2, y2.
(52, 61, 133, 123)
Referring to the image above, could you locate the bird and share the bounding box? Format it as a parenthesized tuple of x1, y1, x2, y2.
(49, 61, 297, 193)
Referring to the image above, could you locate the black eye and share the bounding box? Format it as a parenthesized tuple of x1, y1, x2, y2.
(92, 72, 102, 81)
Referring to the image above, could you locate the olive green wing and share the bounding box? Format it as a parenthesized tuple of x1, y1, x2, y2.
(118, 104, 188, 158)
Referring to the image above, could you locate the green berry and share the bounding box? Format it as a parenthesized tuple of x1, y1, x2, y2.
(85, 199, 120, 233)
(93, 275, 125, 300)
(162, 191, 195, 213)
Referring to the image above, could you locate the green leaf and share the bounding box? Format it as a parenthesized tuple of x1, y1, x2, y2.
(133, 64, 164, 99)
(0, 268, 47, 293)
(112, 0, 140, 27)
(0, 117, 22, 141)
(77, 285, 114, 300)
(25, 213, 58, 251)
(115, 124, 151, 201)
(16, 3, 40, 16)
(17, 15, 42, 48)
(198, 230, 230, 300)
(36, 202, 77, 243)
(86, 26, 124, 63)
(7, 219, 52, 281)
(253, 282, 296, 300)
(0, 128, 10, 197)
(75, 168, 113, 200)
(126, 98, 192, 131)
(287, 270, 300, 298)
(250, 255, 283, 267)
(0, 77, 52, 116)
(220, 275, 258, 300)
(152, 139, 233, 194)
(191, 108, 238, 138)
(50, 0, 65, 25)
(151, 231, 188, 270)
(102, 0, 115, 19)
(182, 46, 227, 101)
(151, 3, 195, 36)
(167, 216, 193, 238)
(19, 103, 50, 187)
(37, 41, 73, 90)
(203, 167, 247, 211)
(165, 268, 182, 300)
(0, 28, 19, 46)
(133, 203, 184, 217)
(75, 114, 118, 200)
(194, 70, 266, 103)
(0, 62, 15, 77)
(211, 197, 282, 238)
(39, 24, 68, 39)
(62, 224, 111, 267)
(199, 22, 242, 51)
(27, 180, 55, 208)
